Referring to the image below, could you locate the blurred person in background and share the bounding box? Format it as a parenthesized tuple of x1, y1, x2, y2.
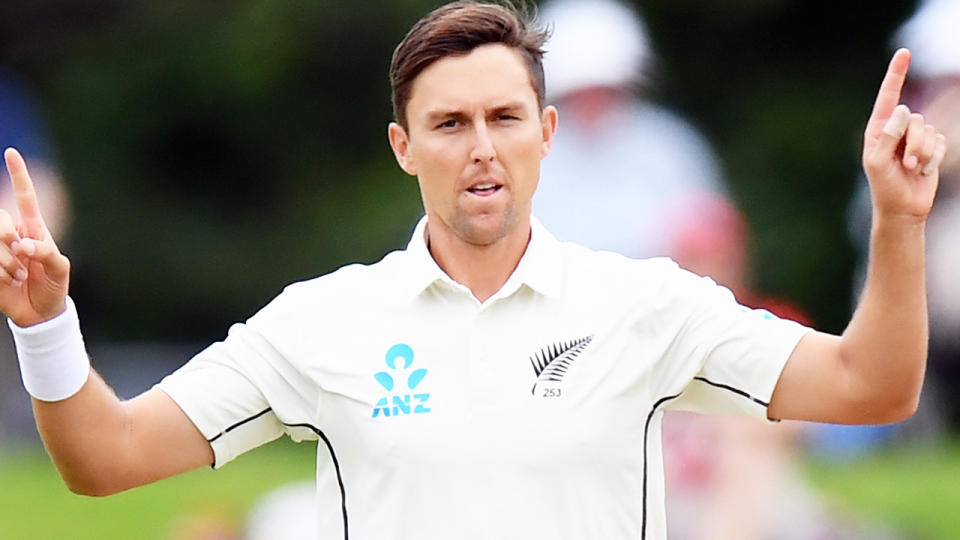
(667, 196, 901, 539)
(664, 196, 813, 540)
(846, 0, 960, 450)
(535, 1, 895, 538)
(895, 0, 960, 433)
(533, 0, 725, 260)
(244, 481, 317, 540)
(164, 511, 240, 540)
(0, 71, 69, 451)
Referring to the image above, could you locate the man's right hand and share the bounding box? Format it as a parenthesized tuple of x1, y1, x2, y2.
(2, 148, 215, 492)
(1, 147, 70, 327)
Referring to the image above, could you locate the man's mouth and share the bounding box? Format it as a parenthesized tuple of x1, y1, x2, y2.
(467, 182, 502, 196)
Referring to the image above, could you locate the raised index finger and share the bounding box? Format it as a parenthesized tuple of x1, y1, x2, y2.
(3, 147, 47, 239)
(865, 48, 911, 142)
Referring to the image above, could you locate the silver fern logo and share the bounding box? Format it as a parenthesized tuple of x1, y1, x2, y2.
(529, 336, 594, 396)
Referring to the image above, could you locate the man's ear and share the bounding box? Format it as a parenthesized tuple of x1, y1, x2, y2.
(388, 122, 417, 176)
(540, 105, 559, 159)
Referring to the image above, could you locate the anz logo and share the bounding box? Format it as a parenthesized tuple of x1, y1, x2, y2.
(371, 343, 431, 418)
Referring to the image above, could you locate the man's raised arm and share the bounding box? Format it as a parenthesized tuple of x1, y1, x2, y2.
(768, 49, 948, 424)
(1, 148, 212, 495)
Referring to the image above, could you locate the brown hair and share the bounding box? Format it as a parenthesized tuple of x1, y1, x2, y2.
(389, 1, 549, 130)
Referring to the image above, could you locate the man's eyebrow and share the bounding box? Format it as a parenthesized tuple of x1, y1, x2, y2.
(491, 101, 526, 111)
(489, 102, 528, 115)
(423, 102, 529, 122)
(424, 109, 468, 122)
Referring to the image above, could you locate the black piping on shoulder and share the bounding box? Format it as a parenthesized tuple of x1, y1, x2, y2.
(641, 392, 683, 540)
(693, 376, 769, 407)
(284, 422, 349, 540)
(207, 407, 273, 444)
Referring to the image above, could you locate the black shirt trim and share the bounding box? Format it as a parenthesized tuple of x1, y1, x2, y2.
(693, 376, 770, 407)
(643, 378, 770, 538)
(207, 407, 273, 444)
(284, 422, 349, 540)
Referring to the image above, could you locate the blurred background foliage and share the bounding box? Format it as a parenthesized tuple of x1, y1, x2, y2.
(0, 0, 919, 342)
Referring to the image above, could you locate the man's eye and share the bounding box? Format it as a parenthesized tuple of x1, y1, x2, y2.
(498, 115, 519, 122)
(437, 119, 458, 129)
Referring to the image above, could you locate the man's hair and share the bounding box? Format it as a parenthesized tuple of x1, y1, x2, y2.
(390, 1, 550, 130)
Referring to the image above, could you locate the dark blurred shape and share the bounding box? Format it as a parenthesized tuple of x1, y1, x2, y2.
(0, 75, 54, 161)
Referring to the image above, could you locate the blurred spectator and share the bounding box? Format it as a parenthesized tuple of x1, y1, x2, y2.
(902, 0, 960, 432)
(665, 197, 809, 539)
(165, 510, 240, 540)
(244, 481, 318, 540)
(0, 71, 69, 450)
(533, 0, 725, 259)
(848, 0, 960, 438)
(665, 196, 903, 539)
(668, 194, 811, 325)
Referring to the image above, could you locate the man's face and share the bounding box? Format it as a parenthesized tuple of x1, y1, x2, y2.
(389, 44, 557, 247)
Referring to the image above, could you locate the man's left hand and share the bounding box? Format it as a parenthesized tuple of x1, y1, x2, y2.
(863, 48, 948, 223)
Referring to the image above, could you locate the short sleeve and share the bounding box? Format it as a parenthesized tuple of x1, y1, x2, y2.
(156, 320, 317, 468)
(660, 270, 811, 420)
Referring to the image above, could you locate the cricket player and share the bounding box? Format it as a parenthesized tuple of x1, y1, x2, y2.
(0, 2, 947, 538)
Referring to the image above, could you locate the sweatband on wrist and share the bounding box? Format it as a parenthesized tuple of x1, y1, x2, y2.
(8, 296, 91, 402)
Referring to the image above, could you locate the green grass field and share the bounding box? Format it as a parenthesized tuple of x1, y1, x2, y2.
(806, 439, 960, 540)
(0, 439, 316, 539)
(1, 438, 958, 539)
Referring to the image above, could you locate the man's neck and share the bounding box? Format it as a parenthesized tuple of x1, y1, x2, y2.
(425, 218, 531, 303)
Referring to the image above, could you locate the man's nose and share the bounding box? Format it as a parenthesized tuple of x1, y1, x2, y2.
(470, 123, 496, 163)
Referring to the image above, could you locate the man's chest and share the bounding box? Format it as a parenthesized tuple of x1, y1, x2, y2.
(289, 297, 682, 470)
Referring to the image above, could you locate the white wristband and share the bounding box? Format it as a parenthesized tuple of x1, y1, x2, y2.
(8, 296, 91, 402)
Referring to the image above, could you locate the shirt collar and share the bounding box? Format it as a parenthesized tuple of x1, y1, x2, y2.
(401, 215, 449, 297)
(399, 215, 563, 300)
(511, 215, 563, 298)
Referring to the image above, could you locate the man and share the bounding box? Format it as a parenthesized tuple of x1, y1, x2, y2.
(0, 2, 947, 539)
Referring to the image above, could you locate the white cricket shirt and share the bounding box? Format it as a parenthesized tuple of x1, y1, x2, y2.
(158, 216, 809, 540)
